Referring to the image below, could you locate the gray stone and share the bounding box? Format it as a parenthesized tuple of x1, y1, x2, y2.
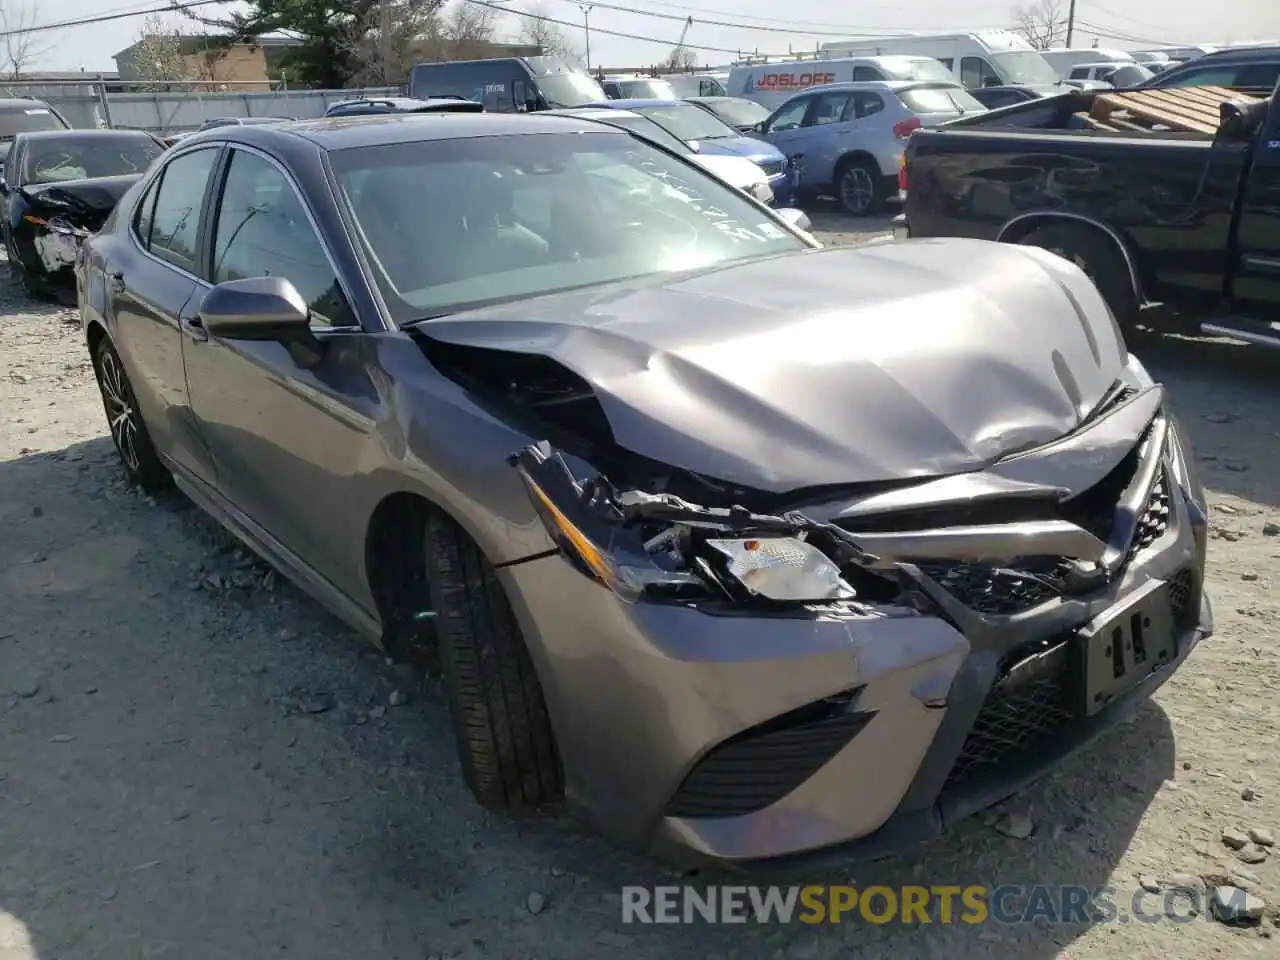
(995, 813, 1034, 839)
(1209, 886, 1266, 924)
(1223, 827, 1250, 849)
(526, 891, 546, 915)
(1249, 827, 1274, 847)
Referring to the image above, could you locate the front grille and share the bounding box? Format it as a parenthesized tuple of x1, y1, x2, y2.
(945, 638, 1074, 790)
(914, 558, 1067, 616)
(1126, 469, 1171, 561)
(1168, 568, 1196, 628)
(665, 697, 874, 818)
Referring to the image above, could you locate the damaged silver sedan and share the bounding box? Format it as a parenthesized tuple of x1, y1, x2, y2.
(74, 113, 1211, 869)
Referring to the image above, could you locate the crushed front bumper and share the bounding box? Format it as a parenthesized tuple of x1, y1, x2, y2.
(498, 393, 1211, 869)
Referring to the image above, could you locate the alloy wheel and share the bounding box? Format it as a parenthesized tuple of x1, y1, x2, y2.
(840, 166, 875, 215)
(97, 347, 141, 472)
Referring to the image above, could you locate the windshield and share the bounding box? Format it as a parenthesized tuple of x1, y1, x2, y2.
(702, 98, 770, 127)
(331, 132, 805, 324)
(24, 135, 163, 184)
(899, 85, 987, 114)
(884, 59, 958, 83)
(634, 102, 739, 142)
(536, 72, 607, 107)
(595, 113, 692, 154)
(990, 51, 1061, 85)
(615, 79, 678, 99)
(0, 106, 66, 140)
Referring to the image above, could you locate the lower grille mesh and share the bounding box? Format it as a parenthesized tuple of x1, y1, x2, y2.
(666, 708, 873, 818)
(915, 559, 1065, 616)
(944, 639, 1073, 790)
(1126, 470, 1171, 561)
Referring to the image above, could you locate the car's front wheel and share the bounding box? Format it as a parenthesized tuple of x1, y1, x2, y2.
(92, 334, 171, 492)
(424, 511, 564, 811)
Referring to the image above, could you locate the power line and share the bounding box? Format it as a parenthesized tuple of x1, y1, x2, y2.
(549, 0, 1000, 38)
(1075, 19, 1177, 47)
(466, 0, 788, 56)
(0, 0, 227, 39)
(636, 0, 1014, 31)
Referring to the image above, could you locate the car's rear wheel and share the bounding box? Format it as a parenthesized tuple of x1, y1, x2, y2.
(1016, 223, 1140, 329)
(835, 157, 885, 217)
(424, 512, 564, 811)
(92, 335, 172, 492)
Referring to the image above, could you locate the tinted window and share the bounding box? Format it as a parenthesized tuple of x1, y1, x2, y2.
(535, 72, 607, 107)
(1160, 66, 1244, 87)
(1236, 62, 1280, 88)
(330, 132, 807, 324)
(211, 149, 353, 328)
(976, 89, 1021, 108)
(852, 93, 885, 119)
(703, 98, 769, 128)
(960, 56, 1001, 88)
(1070, 66, 1090, 79)
(768, 97, 810, 132)
(148, 147, 219, 269)
(851, 66, 885, 81)
(23, 134, 163, 184)
(133, 178, 160, 246)
(805, 92, 852, 126)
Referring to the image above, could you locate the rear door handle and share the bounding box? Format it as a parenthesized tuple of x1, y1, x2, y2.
(180, 316, 208, 343)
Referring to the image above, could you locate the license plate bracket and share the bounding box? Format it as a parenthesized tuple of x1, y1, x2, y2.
(1073, 579, 1176, 717)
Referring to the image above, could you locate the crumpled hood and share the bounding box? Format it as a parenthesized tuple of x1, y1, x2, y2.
(418, 238, 1129, 492)
(20, 174, 141, 221)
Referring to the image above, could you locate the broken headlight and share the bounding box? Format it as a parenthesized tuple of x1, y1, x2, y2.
(511, 442, 870, 605)
(706, 537, 855, 602)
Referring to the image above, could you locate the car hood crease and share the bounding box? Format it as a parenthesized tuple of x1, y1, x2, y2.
(417, 239, 1129, 492)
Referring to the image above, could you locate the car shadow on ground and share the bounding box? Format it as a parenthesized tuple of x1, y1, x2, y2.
(1132, 327, 1280, 512)
(0, 434, 1180, 958)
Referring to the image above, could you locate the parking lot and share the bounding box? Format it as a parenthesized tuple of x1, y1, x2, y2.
(2, 218, 1278, 959)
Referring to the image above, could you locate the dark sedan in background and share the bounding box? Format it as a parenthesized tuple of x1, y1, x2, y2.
(75, 114, 1209, 869)
(3, 128, 164, 299)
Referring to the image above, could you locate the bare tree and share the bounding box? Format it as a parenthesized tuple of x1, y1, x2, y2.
(437, 1, 498, 59)
(127, 14, 230, 89)
(0, 0, 54, 79)
(344, 0, 446, 87)
(1012, 0, 1067, 50)
(517, 3, 581, 62)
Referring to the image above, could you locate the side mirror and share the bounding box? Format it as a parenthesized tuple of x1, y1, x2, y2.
(753, 121, 767, 134)
(198, 276, 324, 363)
(775, 207, 811, 232)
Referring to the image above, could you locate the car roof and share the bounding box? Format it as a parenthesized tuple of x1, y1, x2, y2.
(801, 80, 960, 93)
(1180, 45, 1279, 63)
(584, 98, 686, 109)
(684, 96, 741, 104)
(0, 97, 53, 109)
(541, 107, 646, 120)
(178, 112, 622, 152)
(16, 128, 155, 141)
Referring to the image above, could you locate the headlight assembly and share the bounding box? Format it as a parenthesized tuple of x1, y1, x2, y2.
(748, 181, 774, 205)
(511, 442, 872, 606)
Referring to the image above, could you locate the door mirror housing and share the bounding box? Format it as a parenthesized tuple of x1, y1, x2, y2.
(198, 276, 325, 364)
(774, 207, 811, 232)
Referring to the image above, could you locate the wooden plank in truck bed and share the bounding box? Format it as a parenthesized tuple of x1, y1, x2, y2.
(1091, 89, 1220, 134)
(1115, 90, 1222, 131)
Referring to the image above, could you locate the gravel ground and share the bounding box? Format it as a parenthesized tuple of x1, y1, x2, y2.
(2, 222, 1279, 960)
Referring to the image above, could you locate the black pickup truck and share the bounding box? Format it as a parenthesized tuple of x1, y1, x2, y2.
(900, 83, 1280, 348)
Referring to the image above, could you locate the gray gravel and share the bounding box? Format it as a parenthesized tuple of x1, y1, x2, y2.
(2, 226, 1279, 958)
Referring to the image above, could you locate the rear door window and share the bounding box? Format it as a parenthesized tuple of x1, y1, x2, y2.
(851, 93, 885, 119)
(146, 147, 220, 271)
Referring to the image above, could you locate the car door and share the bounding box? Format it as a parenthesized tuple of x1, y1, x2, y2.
(1, 138, 24, 259)
(109, 144, 223, 484)
(1230, 99, 1280, 318)
(798, 90, 858, 186)
(181, 144, 379, 592)
(760, 94, 813, 165)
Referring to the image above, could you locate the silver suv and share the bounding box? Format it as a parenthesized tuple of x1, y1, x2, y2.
(754, 80, 986, 216)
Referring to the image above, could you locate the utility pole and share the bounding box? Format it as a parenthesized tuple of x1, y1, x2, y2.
(1065, 0, 1076, 46)
(579, 4, 594, 72)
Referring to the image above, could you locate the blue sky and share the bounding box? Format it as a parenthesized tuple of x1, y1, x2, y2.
(24, 0, 1280, 74)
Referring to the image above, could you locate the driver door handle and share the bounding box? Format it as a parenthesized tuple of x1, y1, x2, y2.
(180, 316, 209, 343)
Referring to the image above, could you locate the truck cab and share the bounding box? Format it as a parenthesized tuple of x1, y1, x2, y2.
(900, 80, 1280, 348)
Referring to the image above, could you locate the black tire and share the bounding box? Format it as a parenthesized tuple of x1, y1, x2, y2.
(835, 157, 885, 217)
(1016, 223, 1139, 328)
(92, 335, 172, 492)
(425, 512, 564, 811)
